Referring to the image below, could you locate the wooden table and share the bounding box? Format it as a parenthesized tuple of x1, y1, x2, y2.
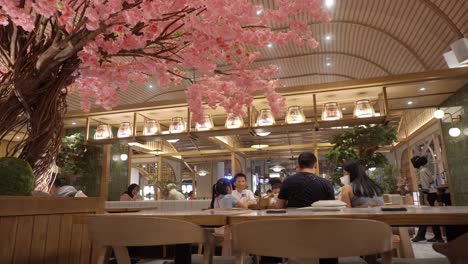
(228, 206, 468, 226)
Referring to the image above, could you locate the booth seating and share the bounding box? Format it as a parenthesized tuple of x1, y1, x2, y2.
(105, 200, 211, 213)
(0, 196, 101, 263)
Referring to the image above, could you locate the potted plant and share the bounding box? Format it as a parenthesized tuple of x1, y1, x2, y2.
(0, 157, 34, 195)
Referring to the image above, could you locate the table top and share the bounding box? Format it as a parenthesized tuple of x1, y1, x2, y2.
(229, 206, 468, 226)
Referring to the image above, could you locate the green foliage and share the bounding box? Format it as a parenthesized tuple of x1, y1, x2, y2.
(57, 133, 101, 196)
(369, 165, 398, 194)
(0, 157, 34, 195)
(326, 125, 397, 168)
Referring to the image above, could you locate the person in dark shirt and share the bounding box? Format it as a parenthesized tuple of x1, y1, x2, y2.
(276, 152, 335, 208)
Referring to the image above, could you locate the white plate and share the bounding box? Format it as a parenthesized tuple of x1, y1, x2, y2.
(297, 206, 346, 211)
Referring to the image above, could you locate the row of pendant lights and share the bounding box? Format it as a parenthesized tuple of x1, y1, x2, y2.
(93, 99, 377, 140)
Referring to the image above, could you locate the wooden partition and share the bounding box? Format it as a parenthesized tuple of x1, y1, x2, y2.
(0, 196, 102, 264)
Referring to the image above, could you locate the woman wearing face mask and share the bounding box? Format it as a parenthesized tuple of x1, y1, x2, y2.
(340, 160, 384, 208)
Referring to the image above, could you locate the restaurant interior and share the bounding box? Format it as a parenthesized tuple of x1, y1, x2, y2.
(0, 0, 467, 263)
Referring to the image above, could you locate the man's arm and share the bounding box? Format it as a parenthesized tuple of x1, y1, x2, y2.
(275, 198, 286, 209)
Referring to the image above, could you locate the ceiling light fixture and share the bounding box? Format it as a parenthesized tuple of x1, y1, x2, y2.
(148, 84, 153, 88)
(325, 35, 332, 41)
(419, 87, 427, 91)
(167, 139, 180, 143)
(267, 43, 273, 48)
(120, 154, 128, 161)
(407, 101, 413, 105)
(16, 136, 20, 139)
(256, 131, 271, 137)
(324, 0, 335, 8)
(251, 144, 269, 149)
(256, 9, 263, 15)
(449, 127, 461, 137)
(72, 122, 76, 125)
(197, 170, 209, 177)
(434, 109, 445, 119)
(326, 62, 331, 66)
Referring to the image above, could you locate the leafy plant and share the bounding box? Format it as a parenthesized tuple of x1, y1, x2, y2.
(56, 133, 101, 196)
(0, 157, 34, 195)
(148, 175, 180, 199)
(326, 125, 397, 168)
(369, 165, 398, 194)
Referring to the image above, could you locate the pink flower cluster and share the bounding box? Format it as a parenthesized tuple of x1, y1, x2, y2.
(0, 0, 329, 123)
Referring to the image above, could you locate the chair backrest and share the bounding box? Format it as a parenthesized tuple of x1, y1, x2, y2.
(433, 233, 468, 263)
(88, 216, 212, 264)
(232, 218, 393, 259)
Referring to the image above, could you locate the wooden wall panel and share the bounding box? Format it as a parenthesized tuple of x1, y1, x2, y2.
(0, 217, 18, 263)
(13, 217, 34, 263)
(57, 215, 73, 263)
(29, 216, 49, 263)
(44, 215, 62, 264)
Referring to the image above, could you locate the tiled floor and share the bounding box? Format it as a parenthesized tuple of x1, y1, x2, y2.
(412, 241, 445, 259)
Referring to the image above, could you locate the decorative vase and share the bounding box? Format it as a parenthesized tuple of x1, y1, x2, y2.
(354, 99, 375, 118)
(256, 109, 275, 126)
(94, 124, 113, 139)
(143, 120, 160, 135)
(117, 122, 133, 138)
(195, 114, 214, 131)
(286, 106, 305, 124)
(170, 117, 186, 133)
(321, 102, 342, 121)
(225, 114, 244, 129)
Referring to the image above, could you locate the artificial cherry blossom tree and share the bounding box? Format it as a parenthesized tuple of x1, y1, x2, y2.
(0, 0, 329, 188)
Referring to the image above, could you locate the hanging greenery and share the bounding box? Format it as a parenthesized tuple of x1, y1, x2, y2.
(326, 124, 397, 168)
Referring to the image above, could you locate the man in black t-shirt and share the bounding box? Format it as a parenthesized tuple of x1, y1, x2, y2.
(276, 152, 335, 208)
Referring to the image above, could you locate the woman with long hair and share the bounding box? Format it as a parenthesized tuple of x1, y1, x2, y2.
(340, 160, 384, 208)
(210, 178, 247, 209)
(120, 183, 143, 201)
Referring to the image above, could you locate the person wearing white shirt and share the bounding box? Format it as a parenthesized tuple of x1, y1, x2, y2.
(231, 173, 257, 205)
(166, 183, 186, 200)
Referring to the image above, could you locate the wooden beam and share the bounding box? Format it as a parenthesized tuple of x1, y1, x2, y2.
(161, 149, 231, 157)
(100, 145, 111, 201)
(231, 152, 237, 175)
(127, 146, 132, 186)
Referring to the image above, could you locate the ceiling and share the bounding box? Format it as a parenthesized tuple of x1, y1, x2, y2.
(66, 0, 468, 113)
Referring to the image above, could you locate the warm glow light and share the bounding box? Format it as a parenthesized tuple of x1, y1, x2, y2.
(256, 131, 271, 136)
(256, 109, 275, 126)
(368, 167, 376, 171)
(167, 139, 180, 143)
(267, 43, 273, 48)
(120, 154, 128, 161)
(325, 35, 331, 41)
(326, 62, 331, 66)
(407, 101, 413, 105)
(324, 0, 335, 8)
(270, 165, 284, 172)
(251, 144, 269, 149)
(72, 122, 76, 125)
(197, 170, 209, 177)
(419, 87, 426, 91)
(286, 106, 305, 124)
(434, 109, 445, 119)
(117, 122, 133, 138)
(449, 127, 461, 137)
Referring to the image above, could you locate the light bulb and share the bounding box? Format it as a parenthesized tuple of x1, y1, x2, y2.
(449, 127, 461, 137)
(120, 154, 128, 161)
(434, 109, 445, 119)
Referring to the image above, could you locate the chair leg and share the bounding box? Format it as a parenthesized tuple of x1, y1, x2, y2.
(235, 253, 245, 264)
(112, 246, 131, 264)
(203, 240, 214, 264)
(381, 251, 393, 264)
(222, 225, 232, 256)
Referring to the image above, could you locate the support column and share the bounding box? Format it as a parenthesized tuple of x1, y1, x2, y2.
(231, 152, 236, 175)
(127, 146, 132, 186)
(157, 155, 163, 200)
(314, 148, 320, 175)
(100, 145, 111, 202)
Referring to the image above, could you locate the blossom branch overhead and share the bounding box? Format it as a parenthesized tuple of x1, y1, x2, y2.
(0, 0, 330, 123)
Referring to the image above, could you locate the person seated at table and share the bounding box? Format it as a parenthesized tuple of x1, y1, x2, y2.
(120, 183, 143, 201)
(166, 183, 186, 200)
(50, 178, 87, 197)
(231, 172, 257, 205)
(339, 160, 384, 208)
(211, 178, 248, 209)
(276, 152, 335, 208)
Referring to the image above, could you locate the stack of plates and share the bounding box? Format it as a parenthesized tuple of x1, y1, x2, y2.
(298, 200, 347, 211)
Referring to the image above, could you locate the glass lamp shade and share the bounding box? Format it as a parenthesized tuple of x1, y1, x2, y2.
(169, 117, 186, 133)
(94, 124, 113, 140)
(117, 122, 133, 138)
(321, 102, 342, 121)
(195, 114, 214, 131)
(256, 109, 275, 126)
(143, 120, 160, 135)
(286, 106, 305, 124)
(225, 114, 244, 129)
(353, 99, 375, 118)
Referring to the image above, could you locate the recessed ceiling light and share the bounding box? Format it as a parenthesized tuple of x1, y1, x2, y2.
(342, 107, 346, 111)
(325, 0, 335, 8)
(267, 43, 273, 48)
(407, 101, 413, 105)
(419, 87, 426, 91)
(256, 9, 263, 15)
(148, 84, 153, 88)
(16, 136, 20, 139)
(251, 144, 269, 149)
(326, 62, 331, 66)
(72, 122, 76, 125)
(325, 35, 332, 41)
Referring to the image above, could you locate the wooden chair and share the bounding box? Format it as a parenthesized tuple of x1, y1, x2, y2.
(232, 218, 393, 264)
(433, 233, 468, 264)
(88, 216, 214, 264)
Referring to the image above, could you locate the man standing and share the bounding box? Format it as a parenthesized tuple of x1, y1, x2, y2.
(276, 152, 335, 208)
